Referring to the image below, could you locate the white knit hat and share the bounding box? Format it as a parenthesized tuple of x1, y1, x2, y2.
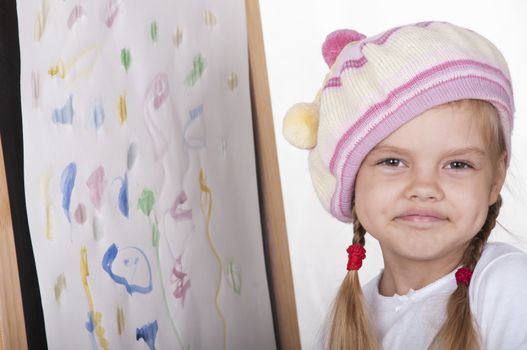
(283, 21, 514, 223)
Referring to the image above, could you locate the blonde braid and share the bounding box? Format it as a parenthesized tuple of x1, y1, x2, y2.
(327, 206, 377, 350)
(429, 195, 503, 350)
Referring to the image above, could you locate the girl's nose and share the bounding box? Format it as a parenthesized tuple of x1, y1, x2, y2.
(403, 169, 444, 201)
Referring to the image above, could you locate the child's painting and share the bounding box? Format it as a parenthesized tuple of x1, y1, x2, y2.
(16, 1, 276, 349)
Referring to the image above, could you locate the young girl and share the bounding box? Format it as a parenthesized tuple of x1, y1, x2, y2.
(283, 21, 527, 349)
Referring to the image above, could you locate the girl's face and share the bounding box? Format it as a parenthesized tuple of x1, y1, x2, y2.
(354, 105, 506, 266)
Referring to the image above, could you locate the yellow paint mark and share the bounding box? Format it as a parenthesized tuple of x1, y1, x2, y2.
(118, 94, 127, 125)
(227, 73, 238, 91)
(34, 0, 49, 41)
(80, 247, 110, 350)
(48, 45, 100, 81)
(172, 28, 183, 48)
(48, 60, 65, 79)
(40, 170, 54, 240)
(199, 169, 227, 350)
(54, 273, 66, 303)
(116, 306, 125, 336)
(203, 10, 217, 27)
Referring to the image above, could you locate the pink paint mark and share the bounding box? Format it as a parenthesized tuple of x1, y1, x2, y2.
(146, 74, 169, 110)
(144, 73, 170, 159)
(74, 203, 87, 224)
(171, 256, 190, 307)
(169, 191, 192, 221)
(104, 0, 122, 28)
(86, 166, 106, 211)
(67, 4, 85, 29)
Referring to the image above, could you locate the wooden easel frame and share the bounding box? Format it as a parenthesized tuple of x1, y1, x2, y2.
(0, 1, 300, 349)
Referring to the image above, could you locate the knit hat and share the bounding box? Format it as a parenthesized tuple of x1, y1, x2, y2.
(283, 21, 514, 223)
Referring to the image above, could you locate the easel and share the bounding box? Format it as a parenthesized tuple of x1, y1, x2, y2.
(0, 1, 300, 349)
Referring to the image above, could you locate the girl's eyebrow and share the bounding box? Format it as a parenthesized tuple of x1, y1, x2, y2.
(369, 145, 409, 154)
(370, 145, 488, 157)
(443, 147, 488, 157)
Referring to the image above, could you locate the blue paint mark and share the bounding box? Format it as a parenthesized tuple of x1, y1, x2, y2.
(118, 174, 129, 218)
(85, 312, 99, 350)
(61, 162, 76, 222)
(91, 101, 105, 130)
(52, 95, 74, 124)
(189, 104, 203, 121)
(85, 311, 95, 332)
(184, 104, 206, 149)
(102, 243, 153, 295)
(136, 320, 158, 350)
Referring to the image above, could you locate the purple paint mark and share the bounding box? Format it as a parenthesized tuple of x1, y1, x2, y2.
(169, 191, 192, 221)
(118, 174, 129, 218)
(104, 0, 122, 28)
(74, 203, 87, 224)
(171, 255, 190, 307)
(136, 320, 158, 350)
(31, 71, 39, 106)
(67, 4, 85, 29)
(60, 162, 76, 222)
(52, 95, 74, 125)
(86, 166, 106, 210)
(102, 244, 153, 295)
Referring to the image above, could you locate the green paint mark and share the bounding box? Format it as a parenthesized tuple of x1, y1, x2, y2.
(150, 21, 158, 42)
(138, 189, 155, 216)
(226, 260, 242, 295)
(152, 222, 160, 248)
(120, 48, 131, 72)
(185, 54, 206, 87)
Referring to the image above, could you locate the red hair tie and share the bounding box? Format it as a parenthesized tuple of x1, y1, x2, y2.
(346, 244, 366, 271)
(455, 266, 473, 287)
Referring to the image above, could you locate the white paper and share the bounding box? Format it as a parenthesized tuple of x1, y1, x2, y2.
(17, 1, 276, 349)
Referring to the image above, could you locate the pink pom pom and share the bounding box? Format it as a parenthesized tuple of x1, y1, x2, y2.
(322, 29, 366, 67)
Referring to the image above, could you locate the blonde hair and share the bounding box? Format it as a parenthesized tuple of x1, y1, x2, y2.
(327, 100, 506, 350)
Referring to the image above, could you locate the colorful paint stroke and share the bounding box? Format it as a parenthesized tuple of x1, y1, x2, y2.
(52, 95, 74, 125)
(136, 320, 158, 350)
(86, 166, 106, 211)
(185, 54, 206, 87)
(170, 255, 191, 306)
(199, 169, 227, 350)
(60, 162, 76, 222)
(81, 247, 110, 350)
(144, 73, 170, 159)
(102, 244, 153, 295)
(117, 174, 129, 218)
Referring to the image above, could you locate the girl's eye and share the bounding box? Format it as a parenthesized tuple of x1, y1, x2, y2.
(446, 161, 473, 169)
(378, 158, 404, 167)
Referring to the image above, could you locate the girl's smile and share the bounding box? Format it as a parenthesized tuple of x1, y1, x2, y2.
(395, 209, 448, 225)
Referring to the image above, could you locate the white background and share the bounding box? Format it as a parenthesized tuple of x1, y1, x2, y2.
(260, 1, 527, 348)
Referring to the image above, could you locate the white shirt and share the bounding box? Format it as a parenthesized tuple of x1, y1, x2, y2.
(362, 242, 527, 349)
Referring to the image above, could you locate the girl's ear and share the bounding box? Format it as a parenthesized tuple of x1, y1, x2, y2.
(489, 152, 507, 205)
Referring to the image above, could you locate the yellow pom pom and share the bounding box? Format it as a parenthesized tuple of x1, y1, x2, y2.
(283, 102, 319, 149)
